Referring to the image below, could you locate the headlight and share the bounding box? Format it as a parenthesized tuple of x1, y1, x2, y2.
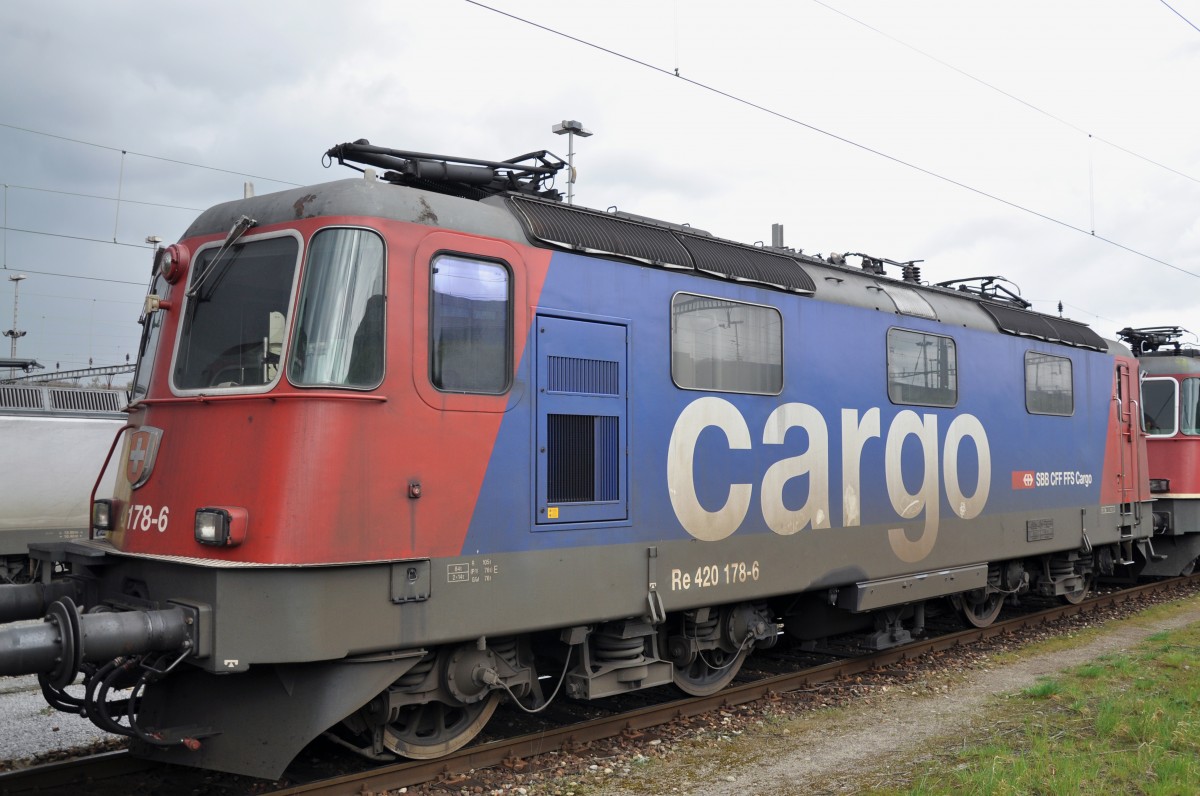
(194, 507, 248, 547)
(157, 243, 190, 284)
(91, 499, 113, 536)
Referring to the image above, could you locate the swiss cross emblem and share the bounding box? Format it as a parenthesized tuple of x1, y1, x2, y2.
(1011, 470, 1037, 490)
(126, 427, 163, 489)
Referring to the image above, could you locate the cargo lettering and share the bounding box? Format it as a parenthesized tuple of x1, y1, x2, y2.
(666, 397, 991, 563)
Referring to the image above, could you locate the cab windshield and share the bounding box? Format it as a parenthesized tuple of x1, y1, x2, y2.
(173, 235, 299, 390)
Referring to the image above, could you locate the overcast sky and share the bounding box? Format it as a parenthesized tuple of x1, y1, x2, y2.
(1, 0, 1198, 377)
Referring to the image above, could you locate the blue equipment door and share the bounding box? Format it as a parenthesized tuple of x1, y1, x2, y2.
(535, 315, 628, 526)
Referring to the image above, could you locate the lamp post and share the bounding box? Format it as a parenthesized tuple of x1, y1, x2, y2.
(551, 119, 593, 205)
(4, 273, 26, 381)
(5, 273, 26, 357)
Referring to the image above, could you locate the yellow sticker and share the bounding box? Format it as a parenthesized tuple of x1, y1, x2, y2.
(547, 506, 559, 519)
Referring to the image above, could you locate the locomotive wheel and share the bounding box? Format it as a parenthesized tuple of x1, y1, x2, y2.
(672, 646, 748, 696)
(1061, 574, 1093, 605)
(382, 692, 500, 759)
(955, 591, 1003, 628)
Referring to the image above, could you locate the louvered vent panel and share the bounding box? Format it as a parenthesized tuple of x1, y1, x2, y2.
(981, 303, 1106, 351)
(548, 414, 594, 503)
(508, 196, 694, 269)
(547, 414, 620, 504)
(678, 234, 817, 293)
(50, 388, 125, 412)
(547, 356, 619, 395)
(0, 385, 46, 410)
(594, 415, 619, 501)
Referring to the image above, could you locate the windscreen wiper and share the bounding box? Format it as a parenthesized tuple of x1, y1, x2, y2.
(187, 215, 258, 299)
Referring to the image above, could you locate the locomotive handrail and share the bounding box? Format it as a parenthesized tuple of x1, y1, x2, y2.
(89, 423, 136, 533)
(131, 391, 388, 406)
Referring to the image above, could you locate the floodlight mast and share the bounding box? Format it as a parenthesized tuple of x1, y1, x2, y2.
(551, 120, 592, 205)
(4, 273, 26, 380)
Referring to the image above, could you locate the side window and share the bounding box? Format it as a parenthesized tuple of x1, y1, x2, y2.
(887, 328, 957, 407)
(671, 293, 782, 395)
(1025, 352, 1073, 416)
(289, 228, 386, 388)
(1183, 378, 1200, 436)
(1142, 377, 1178, 436)
(430, 254, 511, 393)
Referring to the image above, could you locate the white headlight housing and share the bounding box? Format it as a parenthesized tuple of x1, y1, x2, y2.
(91, 499, 113, 537)
(194, 507, 248, 547)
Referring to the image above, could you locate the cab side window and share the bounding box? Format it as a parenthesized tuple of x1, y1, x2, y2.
(430, 254, 511, 394)
(1182, 378, 1200, 435)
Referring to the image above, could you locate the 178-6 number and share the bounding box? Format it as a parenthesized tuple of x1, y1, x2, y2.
(127, 504, 169, 533)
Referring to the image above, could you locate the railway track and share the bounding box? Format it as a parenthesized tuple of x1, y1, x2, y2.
(3, 573, 1197, 796)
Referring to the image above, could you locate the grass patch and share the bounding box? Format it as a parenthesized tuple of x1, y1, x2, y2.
(869, 618, 1200, 795)
(988, 592, 1200, 667)
(1022, 678, 1064, 699)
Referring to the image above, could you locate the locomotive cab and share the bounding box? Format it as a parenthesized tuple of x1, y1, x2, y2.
(1121, 326, 1200, 576)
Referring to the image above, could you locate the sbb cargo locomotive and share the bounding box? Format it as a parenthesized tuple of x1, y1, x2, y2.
(0, 141, 1195, 779)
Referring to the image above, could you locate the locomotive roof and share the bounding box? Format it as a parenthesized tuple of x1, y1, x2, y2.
(1136, 350, 1200, 376)
(183, 169, 1111, 355)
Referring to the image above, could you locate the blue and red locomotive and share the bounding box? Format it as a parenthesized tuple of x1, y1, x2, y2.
(0, 141, 1191, 778)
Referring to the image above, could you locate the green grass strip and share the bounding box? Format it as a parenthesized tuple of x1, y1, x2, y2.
(881, 621, 1200, 795)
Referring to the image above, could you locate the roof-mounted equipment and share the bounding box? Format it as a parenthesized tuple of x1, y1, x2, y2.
(829, 253, 924, 284)
(935, 276, 1032, 309)
(932, 278, 1103, 350)
(324, 140, 567, 201)
(1116, 326, 1188, 355)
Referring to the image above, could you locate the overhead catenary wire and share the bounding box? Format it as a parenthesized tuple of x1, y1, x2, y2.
(112, 150, 126, 243)
(0, 126, 277, 289)
(0, 225, 152, 250)
(8, 267, 147, 286)
(809, 0, 1200, 186)
(4, 183, 203, 213)
(463, 0, 1200, 282)
(24, 289, 142, 305)
(0, 121, 303, 188)
(1157, 0, 1200, 34)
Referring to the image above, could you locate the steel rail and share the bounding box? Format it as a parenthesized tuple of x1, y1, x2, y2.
(0, 750, 155, 794)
